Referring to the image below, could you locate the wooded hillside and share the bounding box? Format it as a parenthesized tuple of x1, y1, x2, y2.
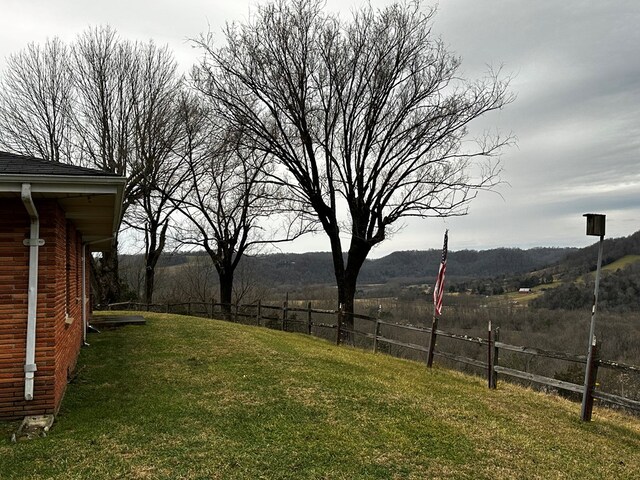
(126, 246, 573, 289)
(120, 230, 640, 311)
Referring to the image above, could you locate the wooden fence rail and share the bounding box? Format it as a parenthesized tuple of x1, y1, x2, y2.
(495, 342, 587, 364)
(493, 366, 584, 394)
(102, 300, 640, 416)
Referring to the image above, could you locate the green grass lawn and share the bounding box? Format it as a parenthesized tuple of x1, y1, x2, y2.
(2, 312, 639, 479)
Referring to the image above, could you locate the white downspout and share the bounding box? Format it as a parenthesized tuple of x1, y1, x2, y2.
(21, 183, 43, 401)
(82, 244, 87, 345)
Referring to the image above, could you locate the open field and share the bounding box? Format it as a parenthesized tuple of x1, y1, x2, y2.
(576, 254, 640, 283)
(1, 312, 639, 479)
(602, 255, 640, 272)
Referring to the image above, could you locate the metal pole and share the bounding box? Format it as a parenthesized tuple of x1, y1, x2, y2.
(582, 337, 600, 421)
(581, 234, 604, 420)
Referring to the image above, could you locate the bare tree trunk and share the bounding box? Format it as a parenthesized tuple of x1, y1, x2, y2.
(219, 269, 234, 320)
(95, 240, 121, 305)
(144, 261, 157, 305)
(335, 237, 371, 344)
(143, 221, 169, 304)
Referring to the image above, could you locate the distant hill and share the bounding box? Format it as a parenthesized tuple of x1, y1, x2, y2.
(231, 247, 577, 287)
(145, 246, 574, 289)
(554, 230, 640, 278)
(358, 247, 572, 284)
(124, 231, 640, 308)
(530, 231, 640, 312)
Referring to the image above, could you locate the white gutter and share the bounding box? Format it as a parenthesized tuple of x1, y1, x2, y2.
(0, 173, 126, 191)
(21, 183, 44, 401)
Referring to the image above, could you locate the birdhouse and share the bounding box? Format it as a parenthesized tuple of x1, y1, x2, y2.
(583, 213, 606, 237)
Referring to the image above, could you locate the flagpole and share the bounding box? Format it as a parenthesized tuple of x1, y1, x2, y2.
(427, 305, 438, 368)
(427, 230, 448, 368)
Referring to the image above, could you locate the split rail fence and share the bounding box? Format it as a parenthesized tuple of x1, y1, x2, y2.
(104, 300, 640, 419)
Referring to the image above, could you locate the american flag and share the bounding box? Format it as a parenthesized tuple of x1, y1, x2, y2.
(433, 230, 448, 316)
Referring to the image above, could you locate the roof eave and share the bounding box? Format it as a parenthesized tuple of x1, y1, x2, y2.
(0, 173, 126, 251)
(0, 173, 124, 186)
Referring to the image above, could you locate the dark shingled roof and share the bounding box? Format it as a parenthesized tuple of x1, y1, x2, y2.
(0, 151, 119, 177)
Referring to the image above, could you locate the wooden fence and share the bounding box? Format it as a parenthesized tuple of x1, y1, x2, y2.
(104, 300, 640, 418)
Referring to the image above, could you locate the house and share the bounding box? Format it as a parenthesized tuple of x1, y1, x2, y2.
(0, 152, 125, 420)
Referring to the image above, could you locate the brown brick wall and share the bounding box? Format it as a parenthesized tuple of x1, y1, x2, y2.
(0, 199, 30, 419)
(0, 199, 87, 420)
(54, 219, 84, 409)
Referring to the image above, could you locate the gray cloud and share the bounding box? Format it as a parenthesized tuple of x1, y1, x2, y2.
(1, 0, 639, 255)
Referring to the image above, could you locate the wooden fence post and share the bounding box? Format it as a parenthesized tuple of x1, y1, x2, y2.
(373, 318, 381, 353)
(210, 298, 214, 319)
(281, 299, 287, 331)
(187, 302, 192, 316)
(165, 303, 170, 314)
(336, 305, 343, 346)
(256, 300, 262, 326)
(427, 314, 439, 367)
(234, 303, 239, 323)
(373, 304, 382, 353)
(487, 320, 493, 388)
(581, 337, 601, 421)
(491, 327, 500, 389)
(307, 301, 312, 335)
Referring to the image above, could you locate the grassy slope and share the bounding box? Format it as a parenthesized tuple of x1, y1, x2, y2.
(574, 254, 640, 283)
(602, 254, 640, 272)
(1, 313, 639, 480)
(490, 255, 640, 305)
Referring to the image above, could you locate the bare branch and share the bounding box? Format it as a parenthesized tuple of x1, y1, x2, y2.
(0, 38, 74, 162)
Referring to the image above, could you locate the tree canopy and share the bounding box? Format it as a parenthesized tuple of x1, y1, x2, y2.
(194, 0, 513, 324)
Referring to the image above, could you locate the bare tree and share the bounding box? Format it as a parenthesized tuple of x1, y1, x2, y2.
(174, 95, 306, 314)
(0, 26, 191, 306)
(232, 259, 272, 306)
(72, 26, 138, 193)
(0, 29, 135, 303)
(71, 26, 140, 303)
(160, 253, 217, 304)
(72, 27, 185, 304)
(194, 0, 513, 330)
(125, 43, 184, 304)
(0, 38, 74, 162)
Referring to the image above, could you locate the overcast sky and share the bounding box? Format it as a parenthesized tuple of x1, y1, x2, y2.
(1, 0, 639, 256)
